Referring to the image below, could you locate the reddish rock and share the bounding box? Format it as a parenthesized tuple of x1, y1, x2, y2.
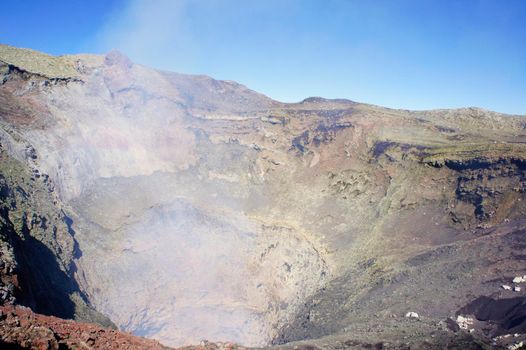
(0, 305, 172, 349)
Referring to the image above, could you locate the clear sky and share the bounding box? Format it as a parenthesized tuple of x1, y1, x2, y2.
(1, 0, 525, 114)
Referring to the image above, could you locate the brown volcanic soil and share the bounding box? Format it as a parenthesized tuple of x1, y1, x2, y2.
(0, 305, 170, 349)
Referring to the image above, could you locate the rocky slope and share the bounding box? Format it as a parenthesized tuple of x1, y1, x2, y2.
(0, 305, 169, 349)
(1, 44, 526, 349)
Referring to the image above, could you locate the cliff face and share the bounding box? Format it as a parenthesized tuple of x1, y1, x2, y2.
(1, 44, 526, 349)
(0, 140, 114, 328)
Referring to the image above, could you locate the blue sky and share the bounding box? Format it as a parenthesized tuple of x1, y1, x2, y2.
(1, 0, 525, 114)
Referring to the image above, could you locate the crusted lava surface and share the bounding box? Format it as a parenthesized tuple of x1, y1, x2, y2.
(0, 305, 169, 349)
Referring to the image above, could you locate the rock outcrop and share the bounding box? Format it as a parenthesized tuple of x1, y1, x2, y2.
(0, 305, 168, 350)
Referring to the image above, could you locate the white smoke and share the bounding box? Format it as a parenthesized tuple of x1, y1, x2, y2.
(93, 0, 199, 71)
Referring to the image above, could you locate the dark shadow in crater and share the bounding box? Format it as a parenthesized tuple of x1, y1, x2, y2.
(459, 295, 526, 335)
(1, 206, 84, 320)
